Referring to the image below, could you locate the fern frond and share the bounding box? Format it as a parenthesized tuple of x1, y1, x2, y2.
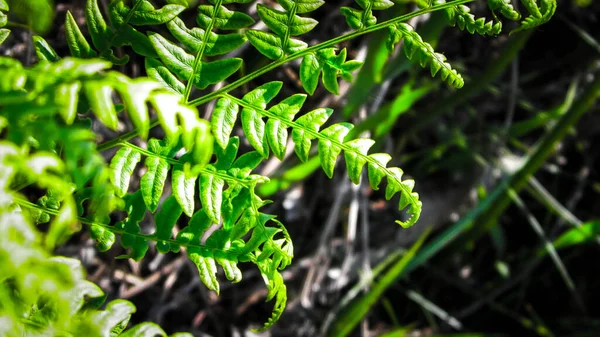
(95, 163, 289, 329)
(438, 0, 502, 36)
(511, 0, 556, 34)
(488, 0, 521, 20)
(247, 0, 322, 60)
(212, 82, 422, 227)
(300, 48, 363, 95)
(387, 23, 464, 88)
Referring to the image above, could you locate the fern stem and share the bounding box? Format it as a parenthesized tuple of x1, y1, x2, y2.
(187, 0, 472, 107)
(280, 2, 298, 58)
(223, 93, 421, 226)
(13, 197, 241, 258)
(183, 0, 223, 102)
(6, 21, 30, 29)
(117, 141, 257, 186)
(97, 119, 161, 151)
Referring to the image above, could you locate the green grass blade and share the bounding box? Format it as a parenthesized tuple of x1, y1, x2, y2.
(327, 227, 431, 337)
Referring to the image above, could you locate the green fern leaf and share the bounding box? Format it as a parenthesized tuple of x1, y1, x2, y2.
(218, 257, 243, 283)
(176, 208, 211, 245)
(200, 166, 225, 224)
(0, 29, 9, 45)
(118, 322, 168, 337)
(145, 58, 185, 94)
(388, 23, 464, 88)
(65, 11, 97, 58)
(220, 83, 422, 227)
(341, 0, 395, 30)
(214, 137, 240, 171)
(90, 224, 116, 252)
(277, 0, 325, 13)
(85, 0, 111, 51)
(56, 82, 81, 124)
(241, 82, 283, 157)
(197, 4, 254, 30)
(148, 32, 243, 90)
(341, 6, 376, 30)
(195, 58, 244, 90)
(188, 248, 220, 294)
(512, 0, 556, 34)
(85, 0, 128, 64)
(167, 17, 246, 56)
(120, 191, 149, 261)
(367, 153, 392, 189)
(141, 140, 171, 212)
(292, 108, 332, 162)
(299, 53, 320, 94)
(488, 0, 521, 20)
(300, 48, 363, 95)
(242, 107, 269, 158)
(172, 159, 197, 218)
(344, 138, 375, 184)
(231, 151, 266, 179)
(357, 0, 395, 9)
(257, 4, 318, 36)
(106, 1, 160, 58)
(442, 2, 503, 36)
(149, 92, 214, 165)
(95, 300, 136, 336)
(112, 0, 185, 26)
(212, 97, 240, 149)
(0, 0, 7, 28)
(33, 35, 60, 62)
(147, 33, 196, 80)
(84, 80, 119, 129)
(154, 196, 183, 253)
(110, 147, 142, 198)
(12, 57, 211, 162)
(114, 77, 163, 139)
(520, 0, 543, 18)
(266, 94, 307, 160)
(244, 31, 279, 60)
(248, 0, 321, 59)
(318, 123, 354, 178)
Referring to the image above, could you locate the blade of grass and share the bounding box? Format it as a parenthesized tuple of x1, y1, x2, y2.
(404, 287, 463, 330)
(508, 189, 586, 314)
(538, 221, 600, 255)
(319, 248, 407, 335)
(326, 227, 432, 337)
